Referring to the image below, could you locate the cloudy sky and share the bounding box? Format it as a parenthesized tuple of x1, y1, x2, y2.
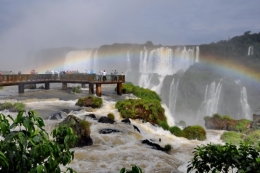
(0, 0, 260, 69)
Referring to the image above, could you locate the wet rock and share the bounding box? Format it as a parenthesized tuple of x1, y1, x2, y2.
(98, 116, 115, 124)
(251, 113, 260, 130)
(49, 111, 66, 120)
(133, 125, 141, 133)
(99, 128, 122, 134)
(121, 118, 131, 124)
(38, 85, 45, 89)
(59, 115, 93, 147)
(85, 113, 97, 119)
(141, 139, 165, 151)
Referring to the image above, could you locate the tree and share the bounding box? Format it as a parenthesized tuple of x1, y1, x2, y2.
(0, 111, 78, 173)
(187, 142, 260, 173)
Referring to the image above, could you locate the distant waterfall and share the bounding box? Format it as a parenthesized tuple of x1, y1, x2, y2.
(138, 46, 199, 90)
(64, 50, 93, 72)
(248, 46, 253, 55)
(198, 81, 222, 118)
(240, 87, 251, 119)
(125, 50, 131, 76)
(169, 79, 179, 117)
(195, 46, 200, 62)
(93, 50, 98, 73)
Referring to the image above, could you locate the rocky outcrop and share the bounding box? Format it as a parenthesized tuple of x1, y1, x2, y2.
(141, 139, 165, 151)
(251, 113, 260, 130)
(99, 128, 122, 134)
(98, 116, 115, 124)
(59, 115, 93, 147)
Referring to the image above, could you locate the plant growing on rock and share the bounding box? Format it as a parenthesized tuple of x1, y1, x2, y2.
(76, 96, 102, 108)
(72, 86, 82, 93)
(0, 102, 25, 112)
(0, 111, 77, 173)
(120, 165, 143, 173)
(169, 126, 184, 137)
(183, 125, 206, 141)
(107, 113, 115, 121)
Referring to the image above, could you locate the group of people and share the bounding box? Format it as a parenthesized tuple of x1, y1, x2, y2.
(97, 70, 124, 81)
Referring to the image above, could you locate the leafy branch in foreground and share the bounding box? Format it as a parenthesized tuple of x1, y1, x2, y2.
(0, 110, 78, 173)
(187, 142, 260, 173)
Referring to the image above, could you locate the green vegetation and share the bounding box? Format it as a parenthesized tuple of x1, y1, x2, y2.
(169, 126, 184, 137)
(115, 99, 166, 126)
(176, 120, 186, 127)
(0, 86, 3, 89)
(182, 125, 206, 141)
(164, 144, 172, 153)
(0, 111, 77, 173)
(72, 86, 82, 93)
(116, 83, 161, 101)
(107, 113, 115, 121)
(76, 96, 103, 108)
(187, 142, 260, 172)
(120, 165, 143, 173)
(0, 102, 25, 112)
(221, 131, 244, 145)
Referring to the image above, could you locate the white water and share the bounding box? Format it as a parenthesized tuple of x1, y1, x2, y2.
(169, 79, 179, 118)
(240, 87, 251, 119)
(0, 87, 224, 173)
(198, 81, 222, 119)
(248, 46, 253, 56)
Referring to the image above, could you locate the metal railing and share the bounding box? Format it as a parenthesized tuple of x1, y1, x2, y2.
(0, 74, 125, 84)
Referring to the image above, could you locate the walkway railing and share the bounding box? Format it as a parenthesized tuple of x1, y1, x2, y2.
(0, 74, 125, 84)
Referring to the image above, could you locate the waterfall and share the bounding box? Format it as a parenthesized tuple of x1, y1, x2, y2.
(240, 87, 251, 119)
(195, 46, 200, 62)
(64, 50, 93, 72)
(198, 81, 222, 118)
(169, 79, 179, 117)
(126, 50, 131, 75)
(93, 50, 98, 73)
(248, 46, 253, 56)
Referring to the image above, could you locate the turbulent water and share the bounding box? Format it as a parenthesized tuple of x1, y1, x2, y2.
(0, 86, 224, 173)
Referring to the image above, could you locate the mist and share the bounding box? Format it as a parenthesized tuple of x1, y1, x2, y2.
(0, 0, 260, 72)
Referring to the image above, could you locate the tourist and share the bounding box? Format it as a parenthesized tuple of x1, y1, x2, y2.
(114, 70, 118, 81)
(103, 70, 107, 81)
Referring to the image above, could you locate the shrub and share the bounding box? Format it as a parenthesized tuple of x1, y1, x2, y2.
(107, 113, 115, 121)
(76, 96, 102, 108)
(72, 86, 82, 93)
(244, 130, 260, 150)
(220, 131, 243, 145)
(169, 126, 184, 137)
(13, 102, 25, 112)
(158, 121, 169, 130)
(187, 142, 260, 173)
(183, 125, 206, 141)
(0, 111, 77, 173)
(0, 102, 13, 110)
(116, 99, 166, 126)
(164, 144, 172, 153)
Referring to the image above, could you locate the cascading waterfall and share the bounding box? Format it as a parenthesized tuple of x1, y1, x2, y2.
(240, 87, 251, 119)
(169, 79, 179, 117)
(126, 50, 131, 75)
(198, 81, 222, 118)
(93, 50, 98, 73)
(248, 46, 254, 56)
(64, 50, 93, 72)
(195, 46, 200, 62)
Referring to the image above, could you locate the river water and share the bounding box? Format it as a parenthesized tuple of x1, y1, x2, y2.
(0, 85, 224, 173)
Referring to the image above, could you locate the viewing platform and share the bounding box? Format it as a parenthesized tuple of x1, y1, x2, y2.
(0, 74, 125, 97)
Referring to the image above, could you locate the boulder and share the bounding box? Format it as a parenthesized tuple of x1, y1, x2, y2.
(98, 116, 115, 124)
(141, 139, 165, 151)
(121, 118, 131, 124)
(251, 113, 260, 130)
(85, 113, 97, 119)
(59, 115, 93, 147)
(99, 128, 122, 134)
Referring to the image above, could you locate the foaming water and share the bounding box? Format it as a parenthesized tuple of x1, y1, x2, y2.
(0, 92, 224, 173)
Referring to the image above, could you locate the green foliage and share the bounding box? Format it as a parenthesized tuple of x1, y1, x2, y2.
(164, 144, 172, 153)
(0, 102, 25, 112)
(158, 121, 169, 130)
(76, 96, 102, 108)
(244, 130, 260, 150)
(107, 113, 115, 121)
(183, 125, 206, 141)
(115, 99, 166, 126)
(232, 119, 251, 132)
(13, 102, 26, 112)
(120, 165, 143, 173)
(0, 102, 13, 110)
(187, 142, 260, 173)
(71, 86, 82, 93)
(0, 86, 3, 89)
(132, 86, 161, 101)
(169, 126, 184, 137)
(212, 113, 221, 119)
(0, 111, 77, 173)
(221, 131, 244, 145)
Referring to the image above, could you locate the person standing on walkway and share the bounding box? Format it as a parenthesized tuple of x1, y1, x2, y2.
(103, 70, 107, 81)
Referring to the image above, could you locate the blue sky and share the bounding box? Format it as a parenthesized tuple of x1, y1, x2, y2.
(0, 0, 260, 68)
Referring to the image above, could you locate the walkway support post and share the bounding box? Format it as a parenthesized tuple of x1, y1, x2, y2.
(18, 84, 24, 93)
(89, 83, 94, 94)
(96, 83, 101, 97)
(45, 82, 50, 90)
(62, 83, 67, 90)
(117, 83, 122, 95)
